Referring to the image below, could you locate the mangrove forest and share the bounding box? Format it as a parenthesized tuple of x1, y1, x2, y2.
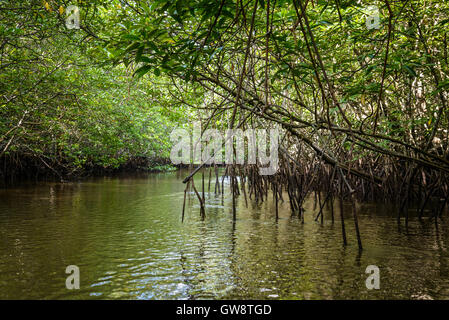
(1, 0, 449, 300)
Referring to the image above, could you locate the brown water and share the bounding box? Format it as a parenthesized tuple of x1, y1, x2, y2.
(0, 170, 449, 299)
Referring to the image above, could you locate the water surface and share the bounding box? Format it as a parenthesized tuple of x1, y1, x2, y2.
(1, 170, 448, 299)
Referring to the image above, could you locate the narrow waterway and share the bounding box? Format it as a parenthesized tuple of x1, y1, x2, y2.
(0, 170, 448, 299)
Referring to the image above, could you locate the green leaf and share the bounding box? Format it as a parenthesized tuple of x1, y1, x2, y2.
(134, 65, 152, 78)
(403, 65, 417, 78)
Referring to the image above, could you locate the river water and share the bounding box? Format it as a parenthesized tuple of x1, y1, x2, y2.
(0, 170, 448, 299)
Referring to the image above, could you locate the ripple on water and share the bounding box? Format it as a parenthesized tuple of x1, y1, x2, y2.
(1, 172, 449, 299)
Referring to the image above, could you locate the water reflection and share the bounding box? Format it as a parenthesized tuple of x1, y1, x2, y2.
(0, 170, 449, 299)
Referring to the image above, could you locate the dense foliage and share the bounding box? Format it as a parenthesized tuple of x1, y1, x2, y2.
(99, 0, 449, 204)
(0, 0, 187, 182)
